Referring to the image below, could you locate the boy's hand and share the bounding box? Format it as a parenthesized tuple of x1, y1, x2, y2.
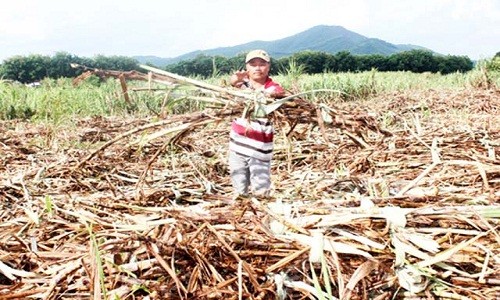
(230, 70, 249, 87)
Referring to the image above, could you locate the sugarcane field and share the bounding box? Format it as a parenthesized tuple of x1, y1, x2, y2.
(0, 64, 499, 300)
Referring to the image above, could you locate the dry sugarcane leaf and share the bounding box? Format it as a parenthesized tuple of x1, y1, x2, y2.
(343, 260, 379, 300)
(0, 260, 37, 281)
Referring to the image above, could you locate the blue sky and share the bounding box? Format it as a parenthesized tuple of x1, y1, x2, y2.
(1, 0, 498, 62)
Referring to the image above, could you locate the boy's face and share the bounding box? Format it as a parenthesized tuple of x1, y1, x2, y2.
(246, 58, 270, 81)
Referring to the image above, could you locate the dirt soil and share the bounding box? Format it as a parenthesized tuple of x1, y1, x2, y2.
(0, 88, 499, 299)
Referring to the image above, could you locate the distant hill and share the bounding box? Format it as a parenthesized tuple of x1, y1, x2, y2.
(135, 25, 430, 67)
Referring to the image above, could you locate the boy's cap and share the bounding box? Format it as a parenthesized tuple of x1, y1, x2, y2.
(245, 50, 271, 63)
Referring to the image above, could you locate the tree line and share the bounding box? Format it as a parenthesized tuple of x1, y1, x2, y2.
(166, 50, 474, 77)
(0, 52, 139, 83)
(0, 50, 479, 84)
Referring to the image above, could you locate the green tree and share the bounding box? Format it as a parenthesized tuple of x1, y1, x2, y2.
(437, 55, 473, 74)
(390, 50, 439, 73)
(212, 55, 232, 76)
(91, 55, 139, 71)
(335, 51, 357, 72)
(166, 54, 214, 77)
(356, 54, 389, 71)
(47, 52, 81, 78)
(0, 54, 50, 83)
(160, 50, 476, 77)
(192, 55, 216, 77)
(291, 51, 330, 74)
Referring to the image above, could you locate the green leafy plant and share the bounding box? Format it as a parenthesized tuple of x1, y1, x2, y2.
(86, 223, 108, 299)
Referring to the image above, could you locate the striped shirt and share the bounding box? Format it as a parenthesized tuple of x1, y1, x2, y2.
(229, 77, 283, 161)
(244, 77, 284, 95)
(229, 117, 274, 161)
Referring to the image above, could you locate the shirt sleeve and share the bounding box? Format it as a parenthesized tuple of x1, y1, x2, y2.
(264, 78, 285, 94)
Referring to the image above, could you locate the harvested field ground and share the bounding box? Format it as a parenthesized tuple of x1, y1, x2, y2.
(1, 87, 499, 299)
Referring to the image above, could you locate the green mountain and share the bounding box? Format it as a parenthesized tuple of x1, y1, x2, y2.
(136, 25, 430, 67)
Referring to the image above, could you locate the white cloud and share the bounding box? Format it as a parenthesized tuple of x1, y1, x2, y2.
(0, 0, 498, 61)
(449, 0, 499, 20)
(0, 2, 48, 40)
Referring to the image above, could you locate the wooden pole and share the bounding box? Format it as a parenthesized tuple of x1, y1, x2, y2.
(118, 74, 132, 108)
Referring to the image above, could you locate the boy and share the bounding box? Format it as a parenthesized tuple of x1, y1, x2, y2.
(228, 49, 287, 198)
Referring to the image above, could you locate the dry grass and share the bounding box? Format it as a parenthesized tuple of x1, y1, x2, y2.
(0, 80, 499, 299)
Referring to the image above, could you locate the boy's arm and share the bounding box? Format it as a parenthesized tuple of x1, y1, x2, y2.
(230, 70, 249, 88)
(266, 83, 291, 99)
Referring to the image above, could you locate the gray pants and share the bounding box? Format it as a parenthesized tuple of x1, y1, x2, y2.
(229, 151, 271, 196)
